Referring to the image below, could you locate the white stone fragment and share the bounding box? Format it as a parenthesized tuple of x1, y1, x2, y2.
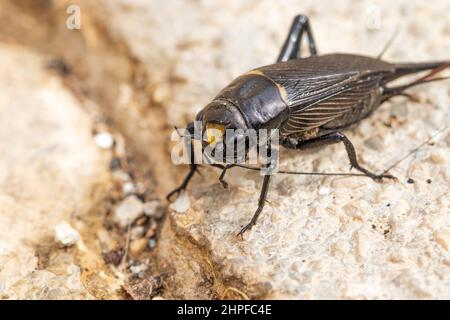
(144, 200, 163, 218)
(169, 192, 191, 213)
(122, 181, 135, 195)
(130, 263, 148, 277)
(113, 195, 144, 228)
(54, 222, 80, 247)
(94, 132, 114, 149)
(318, 186, 331, 195)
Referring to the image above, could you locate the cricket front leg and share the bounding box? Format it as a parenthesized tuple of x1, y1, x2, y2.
(282, 132, 397, 182)
(166, 163, 199, 202)
(167, 122, 199, 201)
(237, 173, 272, 238)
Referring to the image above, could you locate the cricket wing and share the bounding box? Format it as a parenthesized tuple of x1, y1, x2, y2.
(281, 74, 382, 134)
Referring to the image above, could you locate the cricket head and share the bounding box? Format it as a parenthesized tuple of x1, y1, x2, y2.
(195, 99, 253, 164)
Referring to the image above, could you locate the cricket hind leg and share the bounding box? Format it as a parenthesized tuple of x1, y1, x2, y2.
(166, 122, 200, 201)
(282, 132, 397, 182)
(277, 14, 318, 62)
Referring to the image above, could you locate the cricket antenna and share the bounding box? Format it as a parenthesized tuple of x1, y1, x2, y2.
(232, 164, 368, 177)
(227, 127, 448, 179)
(377, 25, 400, 60)
(381, 126, 448, 174)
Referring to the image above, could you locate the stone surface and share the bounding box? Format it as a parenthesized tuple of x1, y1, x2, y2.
(0, 44, 112, 299)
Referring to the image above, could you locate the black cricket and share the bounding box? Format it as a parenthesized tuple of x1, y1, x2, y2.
(167, 15, 449, 237)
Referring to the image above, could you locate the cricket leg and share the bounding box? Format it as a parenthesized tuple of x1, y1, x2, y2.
(237, 173, 272, 238)
(167, 123, 199, 201)
(282, 132, 397, 182)
(218, 164, 236, 189)
(277, 14, 318, 62)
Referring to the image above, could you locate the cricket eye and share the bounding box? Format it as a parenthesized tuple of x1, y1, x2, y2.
(205, 123, 225, 146)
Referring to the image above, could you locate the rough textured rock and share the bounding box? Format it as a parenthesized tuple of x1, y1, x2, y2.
(0, 44, 112, 299)
(90, 0, 450, 299)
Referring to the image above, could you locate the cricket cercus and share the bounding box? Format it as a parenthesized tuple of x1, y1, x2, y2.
(168, 14, 450, 237)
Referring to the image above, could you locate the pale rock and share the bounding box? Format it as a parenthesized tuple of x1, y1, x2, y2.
(148, 238, 157, 250)
(94, 132, 114, 149)
(122, 181, 136, 195)
(54, 222, 81, 247)
(113, 195, 145, 228)
(169, 192, 191, 213)
(131, 226, 145, 240)
(318, 186, 331, 196)
(144, 200, 164, 218)
(130, 263, 149, 277)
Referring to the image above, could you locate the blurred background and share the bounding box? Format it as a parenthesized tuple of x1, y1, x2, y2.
(0, 0, 449, 299)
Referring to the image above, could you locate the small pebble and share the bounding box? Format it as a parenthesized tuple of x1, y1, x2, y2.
(130, 263, 148, 278)
(144, 200, 163, 218)
(426, 179, 432, 184)
(122, 182, 136, 195)
(169, 192, 191, 213)
(148, 238, 157, 249)
(407, 178, 415, 184)
(318, 186, 331, 195)
(110, 158, 122, 171)
(54, 222, 80, 247)
(113, 195, 144, 228)
(365, 3, 381, 30)
(112, 170, 131, 183)
(94, 132, 114, 149)
(131, 226, 145, 239)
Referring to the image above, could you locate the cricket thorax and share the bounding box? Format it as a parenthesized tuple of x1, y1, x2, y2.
(214, 73, 290, 130)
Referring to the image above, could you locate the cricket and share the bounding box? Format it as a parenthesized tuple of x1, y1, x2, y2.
(167, 14, 449, 237)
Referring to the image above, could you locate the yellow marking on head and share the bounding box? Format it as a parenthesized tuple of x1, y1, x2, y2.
(205, 123, 225, 146)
